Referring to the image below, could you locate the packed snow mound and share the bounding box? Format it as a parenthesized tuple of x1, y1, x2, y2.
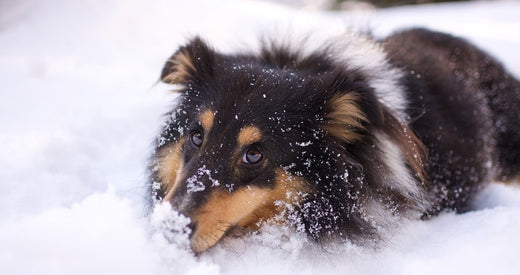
(1, 0, 520, 274)
(1, 184, 519, 275)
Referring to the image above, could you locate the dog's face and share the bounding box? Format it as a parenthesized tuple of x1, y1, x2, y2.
(151, 38, 408, 253)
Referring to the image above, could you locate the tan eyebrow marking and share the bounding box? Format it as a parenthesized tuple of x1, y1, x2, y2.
(237, 126, 262, 146)
(199, 109, 215, 132)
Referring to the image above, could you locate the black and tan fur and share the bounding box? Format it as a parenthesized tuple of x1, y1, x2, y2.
(149, 28, 520, 253)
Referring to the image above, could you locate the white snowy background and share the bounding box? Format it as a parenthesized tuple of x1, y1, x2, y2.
(1, 0, 520, 274)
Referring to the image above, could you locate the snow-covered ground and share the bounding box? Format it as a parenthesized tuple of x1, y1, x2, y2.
(1, 0, 520, 274)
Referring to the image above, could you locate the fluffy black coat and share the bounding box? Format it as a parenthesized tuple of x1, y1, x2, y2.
(149, 28, 520, 251)
(383, 29, 520, 213)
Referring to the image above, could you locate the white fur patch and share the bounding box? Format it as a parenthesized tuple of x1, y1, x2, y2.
(375, 132, 430, 215)
(327, 32, 408, 120)
(363, 198, 396, 230)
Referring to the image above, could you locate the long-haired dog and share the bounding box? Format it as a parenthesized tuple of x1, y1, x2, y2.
(149, 28, 520, 253)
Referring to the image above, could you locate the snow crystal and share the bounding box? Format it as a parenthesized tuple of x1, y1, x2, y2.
(296, 141, 313, 147)
(186, 174, 206, 193)
(186, 165, 221, 193)
(150, 203, 192, 249)
(149, 203, 220, 275)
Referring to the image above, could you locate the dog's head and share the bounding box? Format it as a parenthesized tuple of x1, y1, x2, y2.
(151, 37, 427, 253)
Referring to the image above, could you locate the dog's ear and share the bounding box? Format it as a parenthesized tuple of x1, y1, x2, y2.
(160, 37, 215, 85)
(321, 92, 369, 143)
(323, 91, 428, 185)
(380, 107, 428, 185)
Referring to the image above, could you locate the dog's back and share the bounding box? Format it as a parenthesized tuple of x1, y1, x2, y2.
(383, 28, 520, 213)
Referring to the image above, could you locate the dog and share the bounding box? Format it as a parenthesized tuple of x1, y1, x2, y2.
(148, 28, 520, 253)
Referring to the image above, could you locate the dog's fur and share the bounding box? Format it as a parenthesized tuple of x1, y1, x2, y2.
(149, 28, 520, 253)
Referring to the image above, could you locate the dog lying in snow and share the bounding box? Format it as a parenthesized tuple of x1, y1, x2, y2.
(148, 28, 520, 253)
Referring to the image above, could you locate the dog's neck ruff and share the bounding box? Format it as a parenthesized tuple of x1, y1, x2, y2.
(257, 30, 408, 121)
(328, 32, 408, 120)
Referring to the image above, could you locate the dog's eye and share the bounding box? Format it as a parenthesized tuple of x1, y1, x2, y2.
(190, 131, 203, 147)
(242, 147, 263, 164)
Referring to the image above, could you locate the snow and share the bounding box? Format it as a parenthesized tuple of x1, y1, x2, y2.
(1, 0, 520, 274)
